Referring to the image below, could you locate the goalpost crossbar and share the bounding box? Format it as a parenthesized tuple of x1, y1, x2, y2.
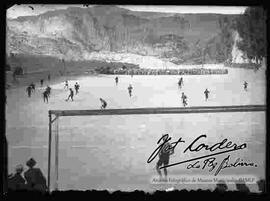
(49, 105, 266, 117)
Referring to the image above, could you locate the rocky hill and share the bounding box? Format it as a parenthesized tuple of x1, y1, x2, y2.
(6, 5, 239, 65)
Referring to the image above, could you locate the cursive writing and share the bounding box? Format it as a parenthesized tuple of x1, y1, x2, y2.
(186, 155, 257, 175)
(147, 134, 185, 163)
(147, 134, 248, 171)
(184, 135, 247, 153)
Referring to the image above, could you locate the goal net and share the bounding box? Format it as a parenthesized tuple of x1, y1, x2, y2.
(47, 105, 266, 192)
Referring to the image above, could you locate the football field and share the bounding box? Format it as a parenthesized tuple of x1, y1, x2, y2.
(5, 67, 266, 192)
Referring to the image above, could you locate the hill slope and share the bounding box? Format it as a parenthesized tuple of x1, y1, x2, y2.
(7, 6, 239, 65)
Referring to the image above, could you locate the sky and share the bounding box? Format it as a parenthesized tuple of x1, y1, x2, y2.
(7, 4, 247, 19)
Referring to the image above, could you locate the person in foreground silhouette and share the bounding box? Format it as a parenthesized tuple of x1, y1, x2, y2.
(235, 180, 250, 193)
(214, 180, 228, 193)
(257, 179, 265, 193)
(8, 164, 26, 191)
(24, 158, 47, 192)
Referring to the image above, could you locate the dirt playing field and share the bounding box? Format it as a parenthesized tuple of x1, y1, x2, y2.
(5, 66, 266, 192)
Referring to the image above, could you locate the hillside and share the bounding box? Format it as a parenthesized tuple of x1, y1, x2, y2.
(7, 6, 239, 66)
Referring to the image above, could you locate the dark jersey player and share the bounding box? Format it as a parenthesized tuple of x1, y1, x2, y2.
(26, 85, 32, 97)
(30, 83, 35, 92)
(74, 82, 80, 95)
(181, 92, 188, 107)
(244, 81, 248, 91)
(43, 90, 49, 103)
(128, 84, 133, 97)
(64, 80, 69, 90)
(204, 88, 210, 101)
(156, 134, 174, 180)
(46, 86, 52, 97)
(66, 88, 74, 101)
(178, 77, 183, 88)
(100, 98, 107, 109)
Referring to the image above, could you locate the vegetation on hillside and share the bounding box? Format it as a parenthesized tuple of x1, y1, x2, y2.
(203, 16, 237, 64)
(236, 7, 266, 64)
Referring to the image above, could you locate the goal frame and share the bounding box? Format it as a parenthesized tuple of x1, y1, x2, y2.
(48, 104, 266, 192)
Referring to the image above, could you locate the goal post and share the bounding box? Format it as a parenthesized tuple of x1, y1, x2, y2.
(48, 112, 60, 191)
(47, 104, 266, 192)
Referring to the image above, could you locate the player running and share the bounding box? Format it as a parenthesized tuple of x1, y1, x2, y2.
(74, 82, 80, 95)
(178, 77, 183, 88)
(156, 134, 174, 180)
(26, 85, 32, 98)
(64, 80, 69, 90)
(128, 84, 133, 97)
(30, 83, 35, 92)
(244, 81, 248, 91)
(46, 86, 52, 97)
(48, 74, 51, 81)
(115, 76, 119, 85)
(100, 98, 107, 109)
(65, 88, 74, 101)
(42, 90, 49, 103)
(204, 88, 210, 101)
(181, 92, 188, 107)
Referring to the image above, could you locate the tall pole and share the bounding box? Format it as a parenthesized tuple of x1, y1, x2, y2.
(55, 117, 59, 190)
(48, 112, 52, 192)
(3, 133, 8, 194)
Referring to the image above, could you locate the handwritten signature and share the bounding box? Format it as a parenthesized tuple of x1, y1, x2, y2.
(147, 134, 257, 175)
(187, 155, 257, 176)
